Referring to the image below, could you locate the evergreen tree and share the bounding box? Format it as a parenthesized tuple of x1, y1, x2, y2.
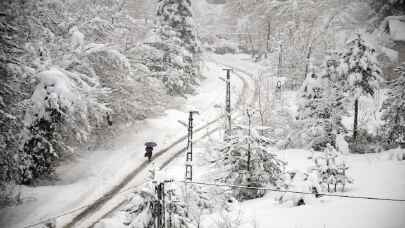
(297, 72, 331, 150)
(381, 63, 405, 146)
(143, 0, 200, 95)
(157, 0, 199, 54)
(297, 55, 348, 151)
(216, 121, 285, 200)
(120, 167, 193, 228)
(18, 109, 63, 184)
(338, 34, 383, 141)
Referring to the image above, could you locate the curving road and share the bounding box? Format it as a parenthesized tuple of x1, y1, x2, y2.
(60, 59, 258, 228)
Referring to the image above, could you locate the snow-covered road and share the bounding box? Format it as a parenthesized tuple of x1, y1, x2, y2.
(0, 57, 255, 228)
(61, 57, 257, 228)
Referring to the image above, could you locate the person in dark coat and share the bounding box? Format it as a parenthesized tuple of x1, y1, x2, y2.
(145, 146, 153, 162)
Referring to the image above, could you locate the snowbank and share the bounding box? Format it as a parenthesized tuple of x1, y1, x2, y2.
(388, 19, 405, 42)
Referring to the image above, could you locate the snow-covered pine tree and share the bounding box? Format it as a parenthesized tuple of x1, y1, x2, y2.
(156, 0, 199, 54)
(338, 34, 383, 141)
(298, 71, 331, 150)
(118, 167, 193, 228)
(297, 58, 348, 151)
(216, 122, 285, 200)
(321, 54, 349, 143)
(297, 71, 329, 150)
(381, 63, 405, 147)
(143, 0, 200, 95)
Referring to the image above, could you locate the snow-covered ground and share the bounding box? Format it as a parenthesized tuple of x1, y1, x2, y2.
(0, 59, 245, 228)
(237, 149, 405, 228)
(161, 55, 405, 228)
(4, 53, 405, 228)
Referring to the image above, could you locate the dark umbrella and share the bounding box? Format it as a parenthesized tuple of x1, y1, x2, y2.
(145, 142, 157, 147)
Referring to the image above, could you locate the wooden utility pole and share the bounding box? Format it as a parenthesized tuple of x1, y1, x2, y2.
(257, 73, 264, 136)
(246, 109, 254, 171)
(223, 68, 232, 137)
(153, 179, 174, 228)
(353, 99, 359, 141)
(304, 45, 312, 79)
(155, 183, 165, 228)
(266, 21, 271, 54)
(278, 44, 283, 78)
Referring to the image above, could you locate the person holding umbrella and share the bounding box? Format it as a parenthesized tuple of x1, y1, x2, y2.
(144, 142, 157, 162)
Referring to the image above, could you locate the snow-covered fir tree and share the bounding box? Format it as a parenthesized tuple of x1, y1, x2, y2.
(118, 167, 195, 228)
(157, 0, 199, 54)
(142, 0, 200, 95)
(381, 63, 405, 146)
(215, 120, 285, 200)
(337, 34, 383, 142)
(297, 63, 347, 151)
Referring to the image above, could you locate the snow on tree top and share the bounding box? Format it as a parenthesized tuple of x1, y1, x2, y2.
(27, 68, 76, 125)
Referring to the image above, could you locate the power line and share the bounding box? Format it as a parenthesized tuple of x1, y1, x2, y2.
(177, 180, 405, 202)
(22, 177, 405, 228)
(23, 183, 143, 228)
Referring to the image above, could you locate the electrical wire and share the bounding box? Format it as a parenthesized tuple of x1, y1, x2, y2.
(23, 177, 405, 228)
(23, 183, 143, 228)
(177, 180, 405, 202)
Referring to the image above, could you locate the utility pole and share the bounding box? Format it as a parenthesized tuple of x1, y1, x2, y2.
(167, 189, 174, 228)
(153, 179, 174, 228)
(185, 111, 199, 181)
(266, 21, 271, 54)
(155, 182, 165, 228)
(304, 45, 312, 80)
(246, 109, 254, 172)
(278, 44, 282, 78)
(223, 68, 232, 137)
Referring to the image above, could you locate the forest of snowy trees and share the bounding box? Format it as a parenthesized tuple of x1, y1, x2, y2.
(0, 0, 201, 201)
(0, 1, 405, 227)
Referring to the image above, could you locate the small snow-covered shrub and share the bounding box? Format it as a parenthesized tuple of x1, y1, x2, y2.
(277, 171, 320, 206)
(386, 147, 405, 161)
(0, 184, 21, 208)
(346, 129, 382, 154)
(311, 144, 353, 192)
(212, 40, 239, 55)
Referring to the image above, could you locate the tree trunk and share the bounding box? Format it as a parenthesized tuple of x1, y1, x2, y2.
(353, 98, 358, 141)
